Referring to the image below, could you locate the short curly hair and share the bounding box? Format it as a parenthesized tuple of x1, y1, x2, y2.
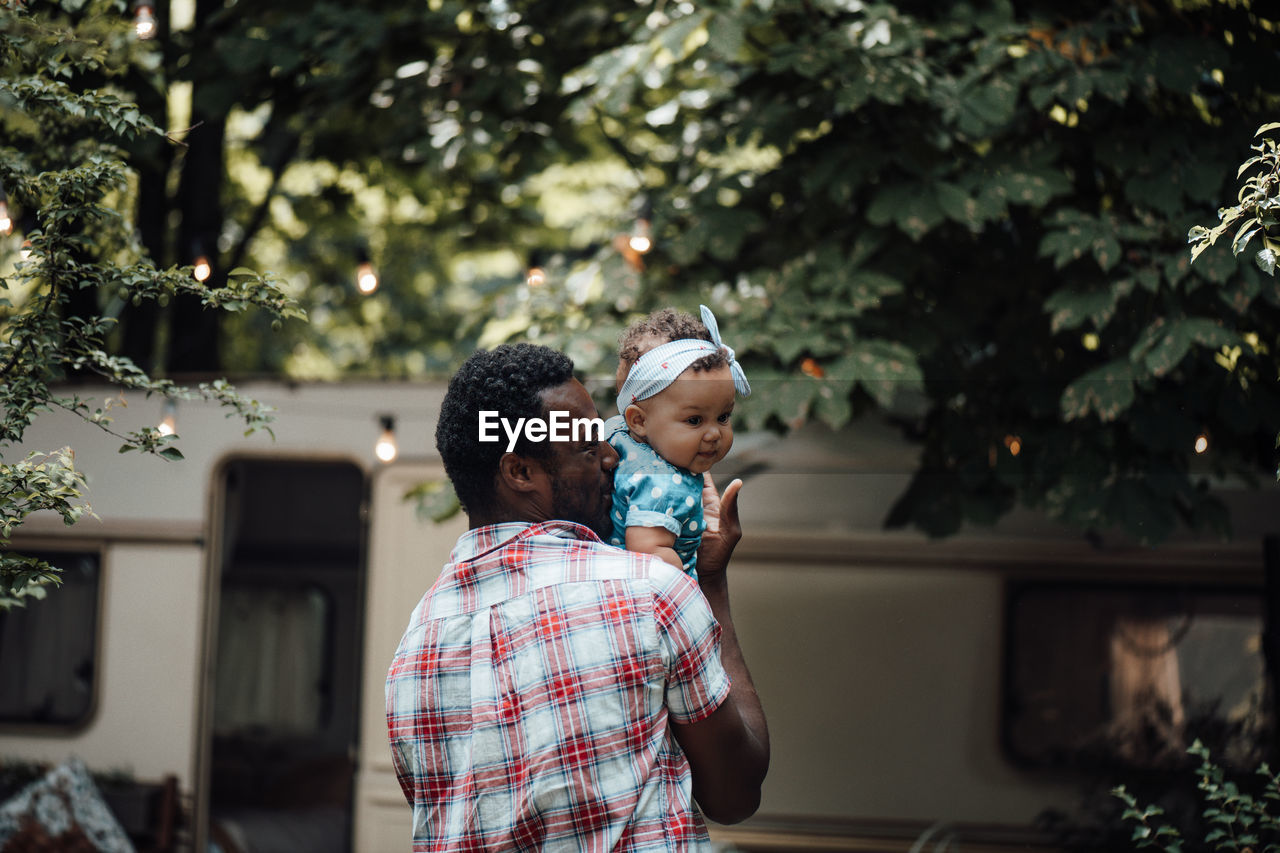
(436, 343, 575, 514)
(618, 307, 728, 378)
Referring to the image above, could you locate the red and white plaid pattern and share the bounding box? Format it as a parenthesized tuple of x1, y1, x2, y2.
(387, 520, 731, 852)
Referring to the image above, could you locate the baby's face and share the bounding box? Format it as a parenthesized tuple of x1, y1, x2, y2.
(632, 364, 735, 475)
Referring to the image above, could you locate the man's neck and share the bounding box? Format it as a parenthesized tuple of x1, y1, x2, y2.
(467, 500, 544, 531)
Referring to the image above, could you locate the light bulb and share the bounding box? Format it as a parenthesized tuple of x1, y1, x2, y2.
(0, 200, 11, 237)
(19, 240, 32, 261)
(133, 3, 157, 39)
(526, 265, 546, 288)
(357, 261, 379, 294)
(375, 416, 398, 463)
(628, 218, 653, 254)
(1194, 433, 1209, 454)
(157, 400, 178, 436)
(192, 255, 211, 282)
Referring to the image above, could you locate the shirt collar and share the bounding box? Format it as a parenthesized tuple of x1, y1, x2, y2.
(450, 519, 605, 563)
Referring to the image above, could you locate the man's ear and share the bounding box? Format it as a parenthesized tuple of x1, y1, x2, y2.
(623, 403, 648, 438)
(497, 451, 544, 494)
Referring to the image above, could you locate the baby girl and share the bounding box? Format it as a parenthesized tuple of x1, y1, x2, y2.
(604, 305, 750, 575)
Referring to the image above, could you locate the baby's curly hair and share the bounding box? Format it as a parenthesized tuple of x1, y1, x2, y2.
(618, 307, 728, 377)
(436, 343, 574, 514)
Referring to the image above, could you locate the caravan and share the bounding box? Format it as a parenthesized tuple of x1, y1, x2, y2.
(1, 380, 1274, 851)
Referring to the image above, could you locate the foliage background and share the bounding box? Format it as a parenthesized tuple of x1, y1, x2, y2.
(3, 0, 1280, 565)
(0, 0, 299, 602)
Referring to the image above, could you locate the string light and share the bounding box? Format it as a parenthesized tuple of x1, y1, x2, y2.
(1003, 434, 1022, 457)
(1194, 432, 1210, 454)
(132, 1, 157, 40)
(356, 250, 379, 294)
(157, 399, 178, 436)
(525, 250, 546, 288)
(374, 415, 398, 463)
(628, 221, 652, 254)
(192, 254, 211, 282)
(628, 200, 654, 254)
(0, 184, 11, 237)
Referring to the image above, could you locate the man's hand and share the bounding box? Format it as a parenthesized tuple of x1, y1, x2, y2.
(696, 473, 742, 583)
(673, 472, 768, 824)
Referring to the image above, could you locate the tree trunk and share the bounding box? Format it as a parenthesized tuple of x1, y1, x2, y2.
(168, 0, 225, 376)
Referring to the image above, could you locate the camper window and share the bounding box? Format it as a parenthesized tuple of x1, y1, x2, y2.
(1002, 581, 1269, 772)
(213, 583, 332, 736)
(0, 550, 102, 728)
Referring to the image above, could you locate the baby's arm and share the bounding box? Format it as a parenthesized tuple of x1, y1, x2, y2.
(626, 525, 684, 571)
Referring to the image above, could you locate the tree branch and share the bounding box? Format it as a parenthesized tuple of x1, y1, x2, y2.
(0, 278, 59, 379)
(225, 133, 301, 274)
(593, 107, 648, 188)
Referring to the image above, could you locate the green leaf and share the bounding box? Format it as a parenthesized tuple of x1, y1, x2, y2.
(935, 182, 981, 228)
(158, 447, 184, 461)
(1142, 320, 1210, 376)
(828, 339, 923, 409)
(1232, 220, 1261, 256)
(1092, 237, 1119, 272)
(843, 270, 904, 312)
(706, 11, 746, 59)
(1061, 360, 1137, 422)
(772, 333, 811, 364)
(1257, 246, 1277, 276)
(812, 377, 855, 429)
(996, 169, 1071, 208)
(866, 182, 947, 240)
(953, 78, 1018, 136)
(1045, 281, 1134, 332)
(405, 479, 461, 524)
(767, 376, 816, 430)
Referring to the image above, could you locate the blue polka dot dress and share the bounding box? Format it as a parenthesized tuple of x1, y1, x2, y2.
(604, 415, 704, 576)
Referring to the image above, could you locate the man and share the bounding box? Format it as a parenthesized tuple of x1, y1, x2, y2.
(387, 343, 769, 851)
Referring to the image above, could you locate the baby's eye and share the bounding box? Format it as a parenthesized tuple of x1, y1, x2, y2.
(717, 412, 732, 424)
(685, 416, 703, 427)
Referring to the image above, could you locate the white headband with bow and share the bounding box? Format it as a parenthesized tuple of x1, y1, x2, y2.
(616, 304, 751, 414)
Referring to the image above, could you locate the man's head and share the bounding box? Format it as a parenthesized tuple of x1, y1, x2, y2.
(615, 308, 728, 393)
(436, 343, 617, 534)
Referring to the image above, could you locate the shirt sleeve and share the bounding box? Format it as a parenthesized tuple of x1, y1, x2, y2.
(650, 560, 731, 724)
(622, 463, 701, 538)
(386, 634, 421, 806)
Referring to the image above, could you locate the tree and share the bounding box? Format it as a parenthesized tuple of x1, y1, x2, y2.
(485, 0, 1280, 544)
(106, 0, 653, 377)
(0, 0, 302, 607)
(11, 0, 1275, 550)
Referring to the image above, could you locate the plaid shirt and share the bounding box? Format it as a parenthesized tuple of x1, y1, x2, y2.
(386, 520, 731, 852)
